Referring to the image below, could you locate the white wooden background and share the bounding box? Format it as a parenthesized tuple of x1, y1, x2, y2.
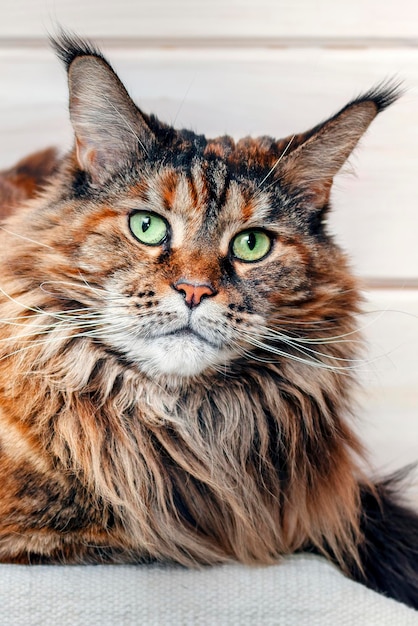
(0, 0, 417, 474)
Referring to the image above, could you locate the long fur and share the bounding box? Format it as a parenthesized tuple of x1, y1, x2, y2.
(0, 34, 417, 611)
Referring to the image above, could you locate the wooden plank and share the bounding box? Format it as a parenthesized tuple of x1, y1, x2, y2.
(0, 46, 417, 279)
(0, 0, 418, 40)
(356, 289, 418, 472)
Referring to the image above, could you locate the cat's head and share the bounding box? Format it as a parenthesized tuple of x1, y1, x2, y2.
(4, 34, 399, 380)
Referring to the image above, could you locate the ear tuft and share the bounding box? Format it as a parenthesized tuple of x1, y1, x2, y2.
(50, 31, 104, 70)
(345, 79, 403, 114)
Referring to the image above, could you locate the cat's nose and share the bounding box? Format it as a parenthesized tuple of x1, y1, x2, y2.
(173, 280, 216, 309)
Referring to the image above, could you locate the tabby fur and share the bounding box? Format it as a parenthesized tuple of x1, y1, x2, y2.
(0, 34, 417, 609)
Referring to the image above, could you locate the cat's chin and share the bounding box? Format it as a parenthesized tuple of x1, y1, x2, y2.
(141, 334, 227, 378)
(111, 332, 230, 378)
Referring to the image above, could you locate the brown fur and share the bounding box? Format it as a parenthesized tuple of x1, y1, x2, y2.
(0, 147, 58, 219)
(0, 36, 403, 585)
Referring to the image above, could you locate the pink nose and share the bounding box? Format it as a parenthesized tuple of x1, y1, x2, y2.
(173, 281, 216, 308)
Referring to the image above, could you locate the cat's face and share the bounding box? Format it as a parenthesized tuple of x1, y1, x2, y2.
(4, 36, 397, 381)
(97, 166, 275, 378)
(44, 154, 323, 378)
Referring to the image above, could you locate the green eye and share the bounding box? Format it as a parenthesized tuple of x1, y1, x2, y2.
(129, 211, 168, 246)
(231, 230, 272, 262)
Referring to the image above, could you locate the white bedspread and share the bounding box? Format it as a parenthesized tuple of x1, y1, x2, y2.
(0, 554, 417, 625)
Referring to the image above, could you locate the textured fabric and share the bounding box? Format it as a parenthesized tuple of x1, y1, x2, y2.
(0, 554, 417, 625)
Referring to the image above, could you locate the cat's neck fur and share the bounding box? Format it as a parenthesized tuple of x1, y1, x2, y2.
(0, 286, 363, 567)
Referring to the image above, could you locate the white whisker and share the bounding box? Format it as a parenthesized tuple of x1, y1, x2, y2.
(257, 135, 295, 190)
(245, 330, 364, 364)
(104, 96, 149, 157)
(172, 75, 196, 127)
(0, 226, 54, 249)
(243, 336, 365, 373)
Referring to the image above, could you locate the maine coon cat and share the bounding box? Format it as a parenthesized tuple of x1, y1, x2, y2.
(0, 33, 417, 609)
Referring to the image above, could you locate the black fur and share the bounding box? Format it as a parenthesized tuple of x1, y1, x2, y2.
(50, 31, 105, 69)
(347, 79, 403, 113)
(351, 473, 418, 609)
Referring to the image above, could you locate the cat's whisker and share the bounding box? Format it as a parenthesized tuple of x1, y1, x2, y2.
(0, 334, 86, 363)
(172, 75, 196, 127)
(256, 135, 295, 190)
(0, 321, 139, 363)
(104, 96, 149, 157)
(0, 285, 59, 318)
(0, 317, 105, 339)
(235, 320, 358, 350)
(365, 307, 418, 322)
(39, 281, 124, 304)
(0, 226, 55, 249)
(77, 271, 109, 294)
(231, 342, 278, 365)
(243, 324, 368, 361)
(268, 315, 344, 327)
(266, 308, 391, 345)
(0, 317, 59, 328)
(0, 285, 158, 330)
(0, 287, 102, 324)
(257, 325, 363, 347)
(238, 333, 367, 373)
(0, 309, 103, 329)
(250, 332, 365, 364)
(0, 325, 93, 343)
(0, 307, 146, 348)
(246, 324, 403, 373)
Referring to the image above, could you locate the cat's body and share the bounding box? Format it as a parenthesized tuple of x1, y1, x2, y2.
(0, 34, 418, 608)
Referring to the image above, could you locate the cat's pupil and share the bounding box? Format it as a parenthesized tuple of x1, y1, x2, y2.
(142, 217, 151, 233)
(247, 232, 256, 250)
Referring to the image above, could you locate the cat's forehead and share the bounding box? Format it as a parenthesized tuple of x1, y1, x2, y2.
(124, 154, 274, 238)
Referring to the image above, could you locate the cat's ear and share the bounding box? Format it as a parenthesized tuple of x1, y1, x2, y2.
(52, 33, 154, 182)
(278, 84, 401, 207)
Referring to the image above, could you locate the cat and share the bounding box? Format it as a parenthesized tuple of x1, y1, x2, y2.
(0, 32, 417, 610)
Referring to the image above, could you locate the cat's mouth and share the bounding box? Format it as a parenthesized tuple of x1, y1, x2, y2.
(157, 327, 220, 349)
(131, 324, 229, 377)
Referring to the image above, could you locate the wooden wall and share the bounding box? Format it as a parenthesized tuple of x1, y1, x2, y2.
(0, 0, 417, 471)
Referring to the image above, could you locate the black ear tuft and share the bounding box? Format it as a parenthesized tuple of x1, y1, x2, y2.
(50, 30, 106, 70)
(344, 79, 403, 115)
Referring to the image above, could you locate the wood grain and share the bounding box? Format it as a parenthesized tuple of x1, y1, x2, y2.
(0, 0, 417, 39)
(356, 290, 418, 471)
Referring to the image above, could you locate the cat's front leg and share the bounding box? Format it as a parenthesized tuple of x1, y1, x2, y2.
(0, 454, 129, 564)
